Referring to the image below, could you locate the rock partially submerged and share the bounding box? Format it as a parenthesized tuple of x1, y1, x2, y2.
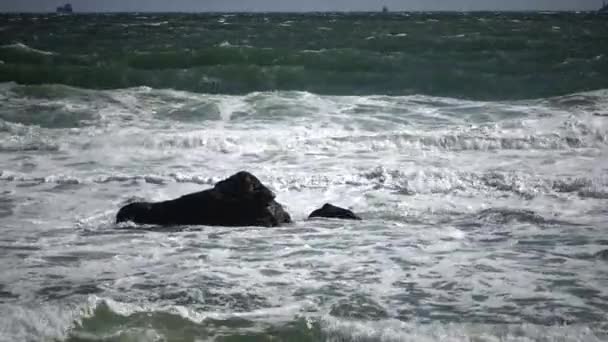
(116, 171, 292, 227)
(308, 203, 361, 220)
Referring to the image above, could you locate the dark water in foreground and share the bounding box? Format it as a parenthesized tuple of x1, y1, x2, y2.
(0, 12, 607, 342)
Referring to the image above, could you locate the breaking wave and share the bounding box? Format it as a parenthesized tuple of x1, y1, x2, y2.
(2, 296, 606, 342)
(2, 168, 606, 200)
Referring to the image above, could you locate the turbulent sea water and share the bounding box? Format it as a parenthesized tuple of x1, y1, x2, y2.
(1, 12, 608, 342)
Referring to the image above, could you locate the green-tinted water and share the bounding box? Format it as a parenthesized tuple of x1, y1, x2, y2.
(1, 13, 607, 99)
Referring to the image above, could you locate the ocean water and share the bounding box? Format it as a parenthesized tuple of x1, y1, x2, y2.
(0, 12, 608, 342)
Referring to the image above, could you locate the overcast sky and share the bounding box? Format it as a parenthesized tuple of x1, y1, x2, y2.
(0, 0, 602, 13)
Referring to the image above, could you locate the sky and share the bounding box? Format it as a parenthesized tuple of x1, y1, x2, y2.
(0, 0, 602, 13)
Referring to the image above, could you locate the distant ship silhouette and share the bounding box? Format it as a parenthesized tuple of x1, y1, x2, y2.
(382, 5, 389, 13)
(600, 1, 608, 13)
(56, 3, 73, 13)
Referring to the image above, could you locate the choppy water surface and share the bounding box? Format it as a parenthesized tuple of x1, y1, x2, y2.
(0, 12, 607, 342)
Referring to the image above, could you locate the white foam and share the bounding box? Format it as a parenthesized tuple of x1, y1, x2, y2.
(319, 317, 606, 342)
(0, 42, 55, 56)
(0, 302, 86, 342)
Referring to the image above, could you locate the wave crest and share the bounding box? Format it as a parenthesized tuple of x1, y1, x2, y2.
(2, 168, 606, 200)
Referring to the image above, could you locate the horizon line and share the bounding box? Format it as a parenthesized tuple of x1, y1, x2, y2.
(0, 9, 598, 14)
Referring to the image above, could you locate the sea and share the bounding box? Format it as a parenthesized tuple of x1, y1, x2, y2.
(0, 12, 607, 342)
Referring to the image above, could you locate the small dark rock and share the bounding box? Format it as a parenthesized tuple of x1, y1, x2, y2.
(116, 171, 291, 227)
(308, 203, 361, 220)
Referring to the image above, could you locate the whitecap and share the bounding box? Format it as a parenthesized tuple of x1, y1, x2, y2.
(143, 21, 168, 27)
(0, 42, 55, 56)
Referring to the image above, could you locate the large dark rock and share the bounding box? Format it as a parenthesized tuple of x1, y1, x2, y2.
(308, 203, 361, 220)
(116, 171, 292, 227)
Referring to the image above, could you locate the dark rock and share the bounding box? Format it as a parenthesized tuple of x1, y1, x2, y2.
(308, 203, 361, 220)
(116, 171, 292, 227)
